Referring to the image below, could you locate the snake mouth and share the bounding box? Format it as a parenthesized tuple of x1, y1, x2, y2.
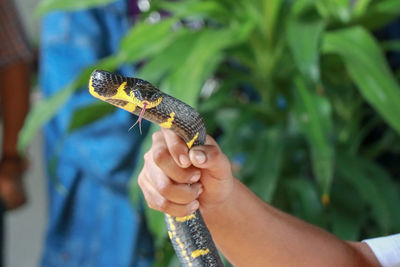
(129, 102, 148, 134)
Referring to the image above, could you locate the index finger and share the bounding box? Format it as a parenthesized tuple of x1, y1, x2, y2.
(161, 128, 191, 168)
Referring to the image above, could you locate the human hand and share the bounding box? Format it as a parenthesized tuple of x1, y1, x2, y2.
(0, 158, 27, 210)
(138, 129, 234, 217)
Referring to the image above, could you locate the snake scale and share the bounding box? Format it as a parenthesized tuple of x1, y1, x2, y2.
(88, 70, 223, 267)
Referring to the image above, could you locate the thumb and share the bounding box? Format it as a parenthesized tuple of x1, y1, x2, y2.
(188, 136, 231, 180)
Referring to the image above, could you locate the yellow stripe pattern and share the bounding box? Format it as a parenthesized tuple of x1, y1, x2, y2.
(89, 76, 163, 114)
(166, 215, 192, 266)
(191, 248, 210, 259)
(89, 77, 138, 113)
(175, 213, 196, 222)
(186, 132, 199, 149)
(160, 112, 175, 128)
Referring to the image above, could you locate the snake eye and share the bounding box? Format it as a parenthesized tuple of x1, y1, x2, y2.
(131, 85, 161, 103)
(131, 89, 144, 101)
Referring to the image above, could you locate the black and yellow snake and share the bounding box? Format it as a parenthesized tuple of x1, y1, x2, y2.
(88, 70, 223, 267)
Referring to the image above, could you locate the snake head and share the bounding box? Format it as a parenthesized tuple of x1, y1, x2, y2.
(130, 80, 163, 109)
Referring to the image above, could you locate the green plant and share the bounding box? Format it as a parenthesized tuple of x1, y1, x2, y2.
(21, 0, 400, 265)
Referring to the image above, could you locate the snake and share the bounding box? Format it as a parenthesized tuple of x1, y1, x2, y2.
(88, 70, 223, 267)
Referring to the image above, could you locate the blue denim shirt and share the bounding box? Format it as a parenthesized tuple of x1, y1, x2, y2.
(40, 1, 153, 266)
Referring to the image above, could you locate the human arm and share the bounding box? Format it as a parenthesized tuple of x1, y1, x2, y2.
(138, 129, 380, 267)
(0, 60, 30, 209)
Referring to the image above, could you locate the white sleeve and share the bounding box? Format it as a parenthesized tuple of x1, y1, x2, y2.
(363, 233, 400, 267)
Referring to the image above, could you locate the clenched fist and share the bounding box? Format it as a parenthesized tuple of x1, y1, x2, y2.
(138, 128, 234, 217)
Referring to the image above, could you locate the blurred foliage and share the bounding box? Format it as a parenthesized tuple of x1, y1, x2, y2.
(20, 0, 400, 266)
(35, 0, 117, 16)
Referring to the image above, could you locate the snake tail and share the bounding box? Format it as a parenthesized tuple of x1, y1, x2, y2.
(88, 70, 223, 267)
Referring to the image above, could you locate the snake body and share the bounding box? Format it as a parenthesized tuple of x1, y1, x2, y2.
(88, 70, 223, 267)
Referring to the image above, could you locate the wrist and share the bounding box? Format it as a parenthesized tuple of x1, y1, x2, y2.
(200, 177, 239, 222)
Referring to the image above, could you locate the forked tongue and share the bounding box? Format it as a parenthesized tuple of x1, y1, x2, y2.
(129, 102, 147, 134)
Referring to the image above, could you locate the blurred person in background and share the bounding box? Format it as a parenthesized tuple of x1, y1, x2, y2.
(39, 0, 153, 266)
(0, 0, 32, 265)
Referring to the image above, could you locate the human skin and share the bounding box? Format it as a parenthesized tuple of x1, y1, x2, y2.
(138, 128, 380, 267)
(0, 60, 30, 210)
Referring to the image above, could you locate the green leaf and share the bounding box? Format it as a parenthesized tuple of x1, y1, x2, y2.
(36, 0, 116, 16)
(290, 0, 316, 17)
(161, 23, 253, 105)
(262, 0, 285, 43)
(331, 208, 362, 241)
(363, 161, 400, 232)
(352, 0, 373, 17)
(287, 17, 325, 82)
(330, 179, 365, 240)
(146, 208, 168, 248)
(138, 30, 199, 83)
(353, 0, 400, 30)
(284, 177, 323, 225)
(248, 128, 284, 202)
(381, 40, 400, 52)
(18, 83, 75, 153)
(67, 102, 115, 133)
(158, 0, 229, 21)
(322, 27, 400, 135)
(294, 76, 334, 198)
(118, 18, 180, 64)
(316, 0, 351, 23)
(372, 0, 400, 15)
(336, 154, 392, 234)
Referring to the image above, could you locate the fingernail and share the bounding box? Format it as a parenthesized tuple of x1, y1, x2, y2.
(190, 172, 201, 183)
(179, 155, 190, 167)
(193, 150, 206, 164)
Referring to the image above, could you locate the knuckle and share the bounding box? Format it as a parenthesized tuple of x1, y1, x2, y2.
(143, 151, 150, 161)
(142, 193, 158, 211)
(208, 146, 220, 160)
(138, 174, 144, 188)
(158, 181, 172, 197)
(175, 173, 191, 184)
(153, 147, 168, 165)
(170, 139, 182, 152)
(151, 131, 162, 142)
(147, 201, 159, 211)
(158, 198, 171, 211)
(220, 153, 229, 165)
(207, 146, 226, 165)
(138, 173, 150, 191)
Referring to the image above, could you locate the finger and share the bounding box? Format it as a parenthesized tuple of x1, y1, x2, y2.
(142, 157, 202, 205)
(157, 180, 203, 205)
(188, 135, 230, 178)
(140, 173, 199, 217)
(152, 132, 201, 184)
(143, 146, 203, 204)
(161, 128, 191, 168)
(204, 134, 218, 146)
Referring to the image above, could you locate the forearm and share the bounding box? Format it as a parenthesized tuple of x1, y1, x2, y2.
(139, 131, 379, 266)
(0, 61, 30, 157)
(202, 179, 375, 267)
